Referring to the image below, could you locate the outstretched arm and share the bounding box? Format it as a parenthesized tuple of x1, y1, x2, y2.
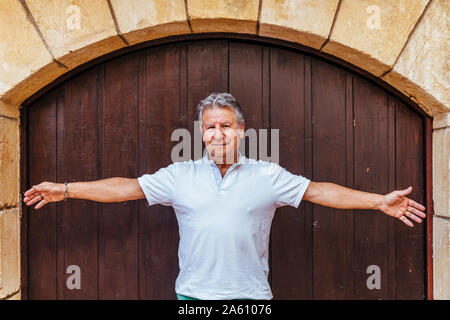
(23, 178, 146, 209)
(303, 182, 426, 227)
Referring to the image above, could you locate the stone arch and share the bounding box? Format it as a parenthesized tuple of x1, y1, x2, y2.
(0, 0, 447, 116)
(0, 0, 448, 299)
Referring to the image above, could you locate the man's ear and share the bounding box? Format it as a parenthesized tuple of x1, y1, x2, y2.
(239, 123, 245, 139)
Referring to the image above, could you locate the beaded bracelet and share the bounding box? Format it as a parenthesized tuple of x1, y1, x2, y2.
(64, 182, 68, 202)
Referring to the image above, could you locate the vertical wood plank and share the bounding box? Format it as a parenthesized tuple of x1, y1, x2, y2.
(425, 117, 433, 300)
(386, 95, 397, 299)
(58, 68, 99, 299)
(179, 44, 188, 130)
(261, 47, 270, 132)
(137, 51, 147, 300)
(311, 57, 352, 299)
(97, 54, 139, 299)
(302, 55, 314, 299)
(344, 72, 355, 299)
(229, 41, 263, 132)
(27, 91, 58, 299)
(270, 47, 310, 299)
(20, 104, 28, 300)
(395, 99, 425, 299)
(139, 44, 181, 300)
(55, 89, 65, 299)
(353, 75, 390, 299)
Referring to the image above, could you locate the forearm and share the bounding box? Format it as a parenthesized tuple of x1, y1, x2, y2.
(309, 182, 383, 211)
(68, 177, 137, 203)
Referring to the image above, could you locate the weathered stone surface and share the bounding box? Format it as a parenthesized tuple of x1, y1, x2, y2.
(5, 290, 21, 300)
(110, 0, 191, 45)
(0, 0, 54, 100)
(259, 0, 339, 49)
(1, 61, 67, 106)
(0, 208, 21, 299)
(0, 117, 19, 209)
(433, 128, 450, 218)
(383, 0, 450, 116)
(433, 112, 450, 130)
(323, 0, 429, 77)
(0, 101, 19, 120)
(188, 0, 259, 34)
(25, 0, 125, 69)
(433, 216, 450, 299)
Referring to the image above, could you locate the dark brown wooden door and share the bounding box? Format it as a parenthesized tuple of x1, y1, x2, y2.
(24, 39, 426, 299)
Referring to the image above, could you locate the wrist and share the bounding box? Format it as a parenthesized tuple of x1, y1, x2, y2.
(64, 182, 69, 201)
(373, 194, 384, 211)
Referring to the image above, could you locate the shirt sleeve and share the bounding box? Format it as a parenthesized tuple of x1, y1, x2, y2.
(137, 163, 179, 207)
(270, 163, 311, 208)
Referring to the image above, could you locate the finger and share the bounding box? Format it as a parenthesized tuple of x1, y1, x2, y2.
(24, 186, 44, 200)
(23, 192, 40, 202)
(399, 215, 413, 227)
(408, 205, 426, 218)
(408, 199, 425, 212)
(405, 211, 422, 224)
(34, 198, 47, 210)
(26, 195, 44, 206)
(24, 186, 38, 197)
(399, 186, 412, 196)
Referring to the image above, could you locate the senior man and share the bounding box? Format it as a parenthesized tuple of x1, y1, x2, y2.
(24, 92, 426, 300)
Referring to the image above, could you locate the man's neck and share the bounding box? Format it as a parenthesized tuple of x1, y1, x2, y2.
(209, 153, 239, 177)
(215, 163, 233, 177)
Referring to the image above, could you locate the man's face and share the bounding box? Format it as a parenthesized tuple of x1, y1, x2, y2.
(201, 106, 244, 164)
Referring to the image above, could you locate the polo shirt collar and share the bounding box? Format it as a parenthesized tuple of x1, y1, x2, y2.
(202, 151, 247, 166)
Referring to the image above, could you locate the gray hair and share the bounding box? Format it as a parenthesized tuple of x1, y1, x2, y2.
(197, 92, 245, 126)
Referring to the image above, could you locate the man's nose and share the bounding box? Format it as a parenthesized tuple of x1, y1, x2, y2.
(213, 127, 225, 140)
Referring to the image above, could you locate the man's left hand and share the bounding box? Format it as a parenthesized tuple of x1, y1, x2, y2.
(378, 186, 426, 227)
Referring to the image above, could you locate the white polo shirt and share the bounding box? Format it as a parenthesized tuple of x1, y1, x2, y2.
(137, 155, 310, 300)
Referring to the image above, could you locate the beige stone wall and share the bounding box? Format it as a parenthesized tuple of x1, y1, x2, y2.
(323, 0, 429, 75)
(432, 115, 450, 299)
(0, 0, 448, 299)
(188, 0, 260, 33)
(433, 216, 450, 298)
(259, 0, 340, 49)
(0, 208, 21, 299)
(383, 0, 450, 117)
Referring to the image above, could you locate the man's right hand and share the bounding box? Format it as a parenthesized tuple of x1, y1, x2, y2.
(23, 182, 66, 209)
